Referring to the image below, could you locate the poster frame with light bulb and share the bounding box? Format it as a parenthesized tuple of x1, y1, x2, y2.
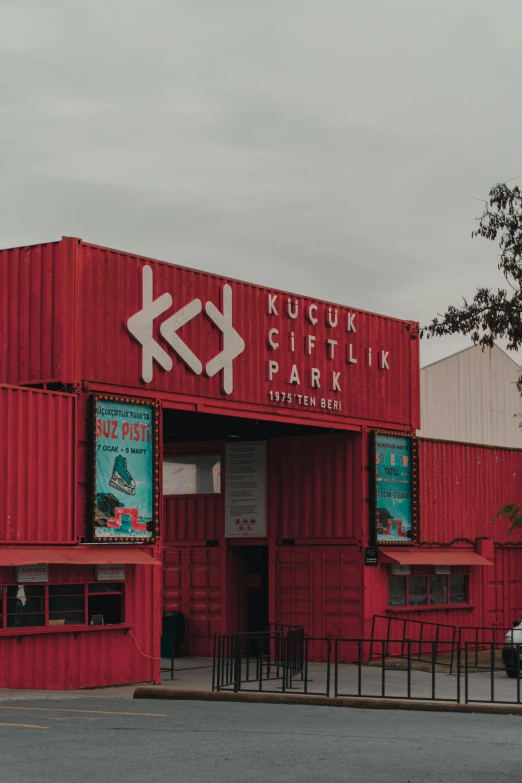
(89, 394, 159, 544)
(370, 429, 419, 547)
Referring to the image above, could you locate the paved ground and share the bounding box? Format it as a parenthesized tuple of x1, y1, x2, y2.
(0, 696, 521, 782)
(0, 656, 520, 705)
(160, 657, 522, 705)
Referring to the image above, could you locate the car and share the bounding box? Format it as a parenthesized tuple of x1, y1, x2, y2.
(503, 621, 522, 678)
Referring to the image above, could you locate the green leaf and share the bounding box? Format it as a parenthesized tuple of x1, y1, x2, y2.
(509, 513, 522, 533)
(493, 504, 520, 523)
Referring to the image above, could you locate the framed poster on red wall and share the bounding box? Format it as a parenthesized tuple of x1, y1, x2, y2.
(89, 395, 159, 543)
(370, 430, 418, 546)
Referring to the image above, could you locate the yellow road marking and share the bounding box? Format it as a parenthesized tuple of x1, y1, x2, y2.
(0, 722, 49, 729)
(0, 706, 166, 718)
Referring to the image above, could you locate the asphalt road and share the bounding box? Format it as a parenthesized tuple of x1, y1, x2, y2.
(0, 698, 521, 782)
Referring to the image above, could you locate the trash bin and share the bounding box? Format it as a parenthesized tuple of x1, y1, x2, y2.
(161, 611, 185, 659)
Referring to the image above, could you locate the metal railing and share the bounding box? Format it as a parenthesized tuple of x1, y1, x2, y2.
(458, 626, 513, 670)
(212, 628, 522, 705)
(370, 615, 457, 673)
(269, 623, 305, 678)
(212, 633, 242, 692)
(335, 638, 460, 702)
(213, 633, 456, 701)
(212, 627, 319, 694)
(160, 626, 176, 681)
(464, 641, 522, 704)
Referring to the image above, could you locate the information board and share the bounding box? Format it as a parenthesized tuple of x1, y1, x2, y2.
(225, 442, 266, 537)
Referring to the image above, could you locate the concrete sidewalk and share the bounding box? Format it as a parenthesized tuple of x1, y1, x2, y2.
(0, 656, 520, 707)
(0, 683, 139, 702)
(156, 656, 522, 706)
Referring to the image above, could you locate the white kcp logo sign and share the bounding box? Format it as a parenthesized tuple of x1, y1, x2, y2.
(127, 266, 245, 394)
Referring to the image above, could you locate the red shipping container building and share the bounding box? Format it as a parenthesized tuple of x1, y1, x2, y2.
(0, 236, 519, 689)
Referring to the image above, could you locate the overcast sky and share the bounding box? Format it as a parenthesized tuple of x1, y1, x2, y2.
(2, 0, 522, 366)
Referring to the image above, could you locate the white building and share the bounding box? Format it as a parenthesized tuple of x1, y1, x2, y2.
(419, 344, 522, 448)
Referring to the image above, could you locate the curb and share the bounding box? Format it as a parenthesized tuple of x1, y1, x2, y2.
(133, 687, 522, 716)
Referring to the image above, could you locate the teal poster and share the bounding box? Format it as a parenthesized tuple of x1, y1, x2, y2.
(374, 434, 414, 544)
(93, 398, 155, 541)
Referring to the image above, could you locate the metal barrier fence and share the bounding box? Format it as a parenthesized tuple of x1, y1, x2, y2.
(459, 626, 513, 670)
(212, 630, 332, 695)
(212, 629, 522, 704)
(370, 615, 457, 673)
(464, 641, 522, 704)
(335, 638, 460, 702)
(160, 626, 176, 681)
(269, 623, 305, 677)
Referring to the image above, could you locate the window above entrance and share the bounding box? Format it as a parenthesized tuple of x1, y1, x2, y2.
(163, 455, 221, 496)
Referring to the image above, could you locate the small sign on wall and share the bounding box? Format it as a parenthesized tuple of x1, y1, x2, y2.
(435, 565, 451, 575)
(391, 564, 410, 576)
(17, 565, 48, 583)
(365, 547, 379, 566)
(96, 565, 126, 582)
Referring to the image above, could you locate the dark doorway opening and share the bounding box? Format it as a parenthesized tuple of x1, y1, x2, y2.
(229, 545, 269, 649)
(243, 546, 269, 636)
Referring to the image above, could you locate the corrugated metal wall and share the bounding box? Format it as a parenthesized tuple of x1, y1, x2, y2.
(0, 240, 75, 385)
(163, 547, 222, 656)
(419, 439, 522, 545)
(164, 496, 223, 542)
(269, 434, 359, 539)
(276, 546, 363, 660)
(0, 563, 161, 689)
(419, 345, 522, 448)
(364, 547, 522, 642)
(163, 433, 360, 543)
(0, 385, 76, 543)
(365, 439, 522, 646)
(74, 393, 90, 542)
(487, 548, 522, 628)
(0, 237, 420, 429)
(75, 241, 418, 427)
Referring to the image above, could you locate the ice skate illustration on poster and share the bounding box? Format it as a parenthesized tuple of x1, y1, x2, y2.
(109, 455, 137, 496)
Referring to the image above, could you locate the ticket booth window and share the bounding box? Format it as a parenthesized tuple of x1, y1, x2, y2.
(1, 582, 125, 631)
(388, 573, 469, 608)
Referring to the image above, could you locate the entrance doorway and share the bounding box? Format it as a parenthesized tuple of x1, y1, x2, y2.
(228, 545, 269, 638)
(161, 407, 328, 656)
